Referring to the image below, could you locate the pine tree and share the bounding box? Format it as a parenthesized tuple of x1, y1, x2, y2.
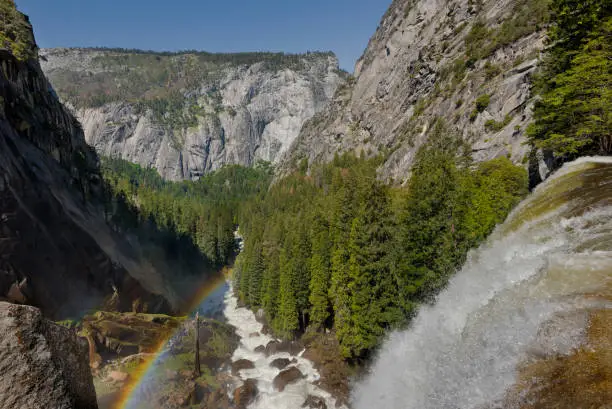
(338, 181, 402, 359)
(329, 172, 357, 344)
(262, 248, 280, 321)
(248, 245, 265, 306)
(275, 246, 299, 337)
(395, 122, 465, 300)
(528, 0, 611, 158)
(292, 221, 312, 330)
(308, 214, 331, 330)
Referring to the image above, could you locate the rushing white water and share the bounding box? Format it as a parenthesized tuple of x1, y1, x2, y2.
(223, 285, 346, 409)
(353, 157, 612, 409)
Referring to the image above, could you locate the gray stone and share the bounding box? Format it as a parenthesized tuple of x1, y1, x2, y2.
(0, 302, 98, 409)
(273, 366, 304, 392)
(279, 0, 547, 182)
(41, 49, 344, 181)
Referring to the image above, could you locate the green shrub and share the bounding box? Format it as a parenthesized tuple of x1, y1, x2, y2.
(483, 62, 502, 80)
(0, 0, 37, 61)
(484, 114, 513, 132)
(475, 94, 491, 112)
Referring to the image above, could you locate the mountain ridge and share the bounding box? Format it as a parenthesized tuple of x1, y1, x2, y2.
(41, 47, 345, 180)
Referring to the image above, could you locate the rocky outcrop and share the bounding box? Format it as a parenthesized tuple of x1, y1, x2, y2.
(82, 311, 184, 361)
(234, 378, 258, 409)
(281, 0, 548, 182)
(265, 339, 304, 356)
(273, 366, 305, 392)
(303, 395, 328, 409)
(0, 302, 98, 409)
(231, 358, 256, 375)
(269, 357, 292, 370)
(41, 48, 345, 180)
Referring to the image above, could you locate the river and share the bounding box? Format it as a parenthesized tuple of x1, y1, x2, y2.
(222, 283, 347, 408)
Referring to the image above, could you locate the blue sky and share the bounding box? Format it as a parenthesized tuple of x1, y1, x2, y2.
(16, 0, 391, 71)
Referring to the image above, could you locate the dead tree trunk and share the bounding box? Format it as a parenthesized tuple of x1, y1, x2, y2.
(194, 311, 201, 377)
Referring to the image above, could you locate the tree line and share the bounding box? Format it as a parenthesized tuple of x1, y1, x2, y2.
(233, 122, 528, 360)
(101, 157, 273, 267)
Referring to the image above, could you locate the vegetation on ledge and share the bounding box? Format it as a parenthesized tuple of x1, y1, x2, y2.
(0, 0, 37, 61)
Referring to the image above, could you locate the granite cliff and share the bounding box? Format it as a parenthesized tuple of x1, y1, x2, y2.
(41, 48, 345, 180)
(0, 3, 209, 319)
(282, 0, 550, 182)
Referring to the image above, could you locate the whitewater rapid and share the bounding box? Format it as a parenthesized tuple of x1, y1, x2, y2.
(223, 284, 346, 409)
(352, 157, 612, 409)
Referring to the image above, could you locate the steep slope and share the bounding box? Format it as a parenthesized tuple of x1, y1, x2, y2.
(0, 4, 204, 318)
(41, 48, 345, 180)
(283, 0, 549, 182)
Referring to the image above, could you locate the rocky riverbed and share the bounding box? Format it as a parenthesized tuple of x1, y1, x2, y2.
(222, 284, 349, 409)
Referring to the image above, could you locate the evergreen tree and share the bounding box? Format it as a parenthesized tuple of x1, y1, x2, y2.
(293, 221, 312, 329)
(338, 181, 402, 359)
(308, 214, 332, 330)
(395, 123, 466, 300)
(276, 246, 299, 337)
(528, 0, 611, 158)
(248, 245, 265, 306)
(329, 172, 357, 344)
(262, 248, 280, 321)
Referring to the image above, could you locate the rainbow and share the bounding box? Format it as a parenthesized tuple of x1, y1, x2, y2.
(111, 272, 230, 409)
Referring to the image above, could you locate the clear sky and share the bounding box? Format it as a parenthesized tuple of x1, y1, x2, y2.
(16, 0, 391, 72)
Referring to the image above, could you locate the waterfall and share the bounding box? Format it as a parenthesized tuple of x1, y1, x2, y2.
(353, 157, 612, 409)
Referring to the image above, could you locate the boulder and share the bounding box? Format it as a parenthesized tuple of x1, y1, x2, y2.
(254, 344, 266, 353)
(234, 378, 258, 409)
(231, 359, 255, 375)
(0, 302, 98, 409)
(302, 395, 327, 409)
(107, 370, 129, 383)
(269, 358, 292, 370)
(273, 367, 304, 392)
(265, 339, 304, 356)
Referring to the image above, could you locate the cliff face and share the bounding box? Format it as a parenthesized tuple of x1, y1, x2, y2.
(0, 302, 98, 409)
(0, 6, 193, 318)
(41, 48, 344, 180)
(282, 0, 549, 182)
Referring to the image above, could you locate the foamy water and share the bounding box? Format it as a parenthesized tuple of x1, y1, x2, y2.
(223, 286, 346, 409)
(352, 158, 612, 409)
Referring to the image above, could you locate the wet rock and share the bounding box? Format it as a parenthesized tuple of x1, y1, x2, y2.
(302, 395, 327, 409)
(302, 333, 350, 406)
(83, 311, 184, 359)
(231, 359, 255, 375)
(273, 366, 304, 392)
(206, 387, 231, 409)
(255, 308, 266, 323)
(249, 332, 260, 337)
(234, 378, 258, 409)
(265, 339, 304, 356)
(107, 370, 129, 383)
(0, 302, 98, 409)
(270, 358, 292, 370)
(254, 345, 266, 353)
(6, 278, 28, 304)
